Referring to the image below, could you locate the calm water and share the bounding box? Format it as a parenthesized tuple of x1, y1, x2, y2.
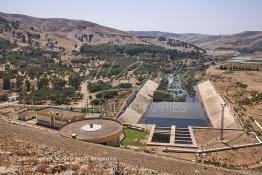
(139, 74, 210, 128)
(139, 102, 210, 128)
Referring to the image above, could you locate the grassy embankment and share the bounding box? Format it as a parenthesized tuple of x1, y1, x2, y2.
(121, 127, 148, 147)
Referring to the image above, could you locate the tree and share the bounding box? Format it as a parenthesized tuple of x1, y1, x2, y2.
(16, 76, 23, 91)
(0, 93, 8, 102)
(69, 75, 81, 89)
(3, 78, 11, 90)
(87, 80, 111, 93)
(37, 78, 49, 89)
(119, 83, 132, 89)
(52, 78, 66, 90)
(25, 80, 31, 92)
(91, 98, 106, 105)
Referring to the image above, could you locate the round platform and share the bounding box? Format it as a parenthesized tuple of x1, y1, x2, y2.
(59, 118, 123, 144)
(81, 124, 102, 132)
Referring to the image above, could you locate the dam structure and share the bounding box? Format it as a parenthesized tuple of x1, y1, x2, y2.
(197, 80, 240, 129)
(117, 80, 159, 124)
(117, 77, 241, 147)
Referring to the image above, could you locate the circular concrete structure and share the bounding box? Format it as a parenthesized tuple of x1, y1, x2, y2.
(60, 118, 123, 146)
(81, 124, 102, 132)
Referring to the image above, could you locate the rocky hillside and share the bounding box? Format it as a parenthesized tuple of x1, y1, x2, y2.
(130, 31, 262, 49)
(0, 131, 167, 175)
(0, 12, 204, 53)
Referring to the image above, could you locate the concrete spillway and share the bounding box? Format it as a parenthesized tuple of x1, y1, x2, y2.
(118, 80, 159, 124)
(197, 80, 240, 129)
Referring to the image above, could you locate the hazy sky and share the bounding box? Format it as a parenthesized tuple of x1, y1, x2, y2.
(1, 0, 262, 34)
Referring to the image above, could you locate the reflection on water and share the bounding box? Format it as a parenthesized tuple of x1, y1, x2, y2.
(139, 102, 210, 127)
(139, 74, 210, 128)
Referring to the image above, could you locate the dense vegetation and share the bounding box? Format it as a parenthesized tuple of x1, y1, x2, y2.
(180, 70, 197, 97)
(216, 47, 262, 54)
(24, 87, 82, 105)
(0, 38, 16, 50)
(80, 43, 203, 59)
(0, 44, 83, 105)
(87, 80, 120, 105)
(87, 80, 112, 93)
(153, 77, 174, 102)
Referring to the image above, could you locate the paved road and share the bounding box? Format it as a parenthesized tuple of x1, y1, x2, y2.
(0, 120, 254, 175)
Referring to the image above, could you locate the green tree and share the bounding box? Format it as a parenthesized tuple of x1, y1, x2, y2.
(0, 93, 8, 102)
(69, 75, 81, 89)
(119, 83, 132, 89)
(3, 78, 11, 90)
(37, 78, 49, 89)
(16, 76, 23, 91)
(25, 80, 31, 92)
(53, 78, 66, 90)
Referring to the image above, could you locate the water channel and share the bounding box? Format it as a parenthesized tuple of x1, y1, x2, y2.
(139, 74, 210, 128)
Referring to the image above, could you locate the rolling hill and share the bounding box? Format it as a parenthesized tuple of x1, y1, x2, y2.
(130, 31, 262, 49)
(0, 12, 204, 53)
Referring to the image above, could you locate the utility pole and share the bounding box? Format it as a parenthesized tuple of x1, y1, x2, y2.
(220, 103, 226, 142)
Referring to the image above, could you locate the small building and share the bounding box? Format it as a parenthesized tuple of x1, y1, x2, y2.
(17, 109, 36, 121)
(36, 108, 85, 129)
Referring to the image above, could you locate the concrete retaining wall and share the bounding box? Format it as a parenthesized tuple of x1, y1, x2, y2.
(117, 80, 159, 124)
(197, 80, 240, 129)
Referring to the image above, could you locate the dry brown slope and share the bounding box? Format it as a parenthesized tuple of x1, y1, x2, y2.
(0, 11, 205, 53)
(131, 31, 262, 49)
(0, 119, 250, 175)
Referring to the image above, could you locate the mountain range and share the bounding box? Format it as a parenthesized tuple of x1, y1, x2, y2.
(129, 31, 262, 49)
(0, 11, 261, 52)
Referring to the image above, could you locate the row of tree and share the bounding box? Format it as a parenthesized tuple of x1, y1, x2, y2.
(80, 43, 204, 59)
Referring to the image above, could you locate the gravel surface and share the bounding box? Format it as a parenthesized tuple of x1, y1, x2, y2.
(0, 119, 254, 175)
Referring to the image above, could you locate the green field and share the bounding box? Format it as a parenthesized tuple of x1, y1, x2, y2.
(121, 127, 148, 147)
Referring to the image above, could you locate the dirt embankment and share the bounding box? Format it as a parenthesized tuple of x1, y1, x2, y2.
(193, 128, 262, 168)
(0, 119, 245, 175)
(205, 65, 262, 133)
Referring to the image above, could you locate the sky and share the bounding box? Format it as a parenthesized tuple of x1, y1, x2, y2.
(0, 0, 262, 35)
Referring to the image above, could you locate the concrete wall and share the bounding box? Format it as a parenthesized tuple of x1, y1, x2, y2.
(197, 80, 240, 129)
(117, 80, 159, 124)
(36, 113, 66, 129)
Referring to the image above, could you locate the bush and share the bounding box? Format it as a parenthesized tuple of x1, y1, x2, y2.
(236, 82, 248, 89)
(91, 98, 106, 105)
(119, 83, 132, 89)
(52, 78, 66, 90)
(153, 91, 174, 102)
(87, 80, 112, 93)
(95, 93, 103, 98)
(26, 87, 77, 105)
(153, 77, 174, 102)
(95, 90, 118, 99)
(0, 93, 8, 102)
(3, 77, 11, 90)
(103, 90, 118, 99)
(69, 75, 82, 89)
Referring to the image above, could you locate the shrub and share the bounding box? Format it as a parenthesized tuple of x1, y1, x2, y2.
(0, 93, 8, 102)
(87, 80, 111, 93)
(119, 83, 132, 89)
(91, 98, 106, 105)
